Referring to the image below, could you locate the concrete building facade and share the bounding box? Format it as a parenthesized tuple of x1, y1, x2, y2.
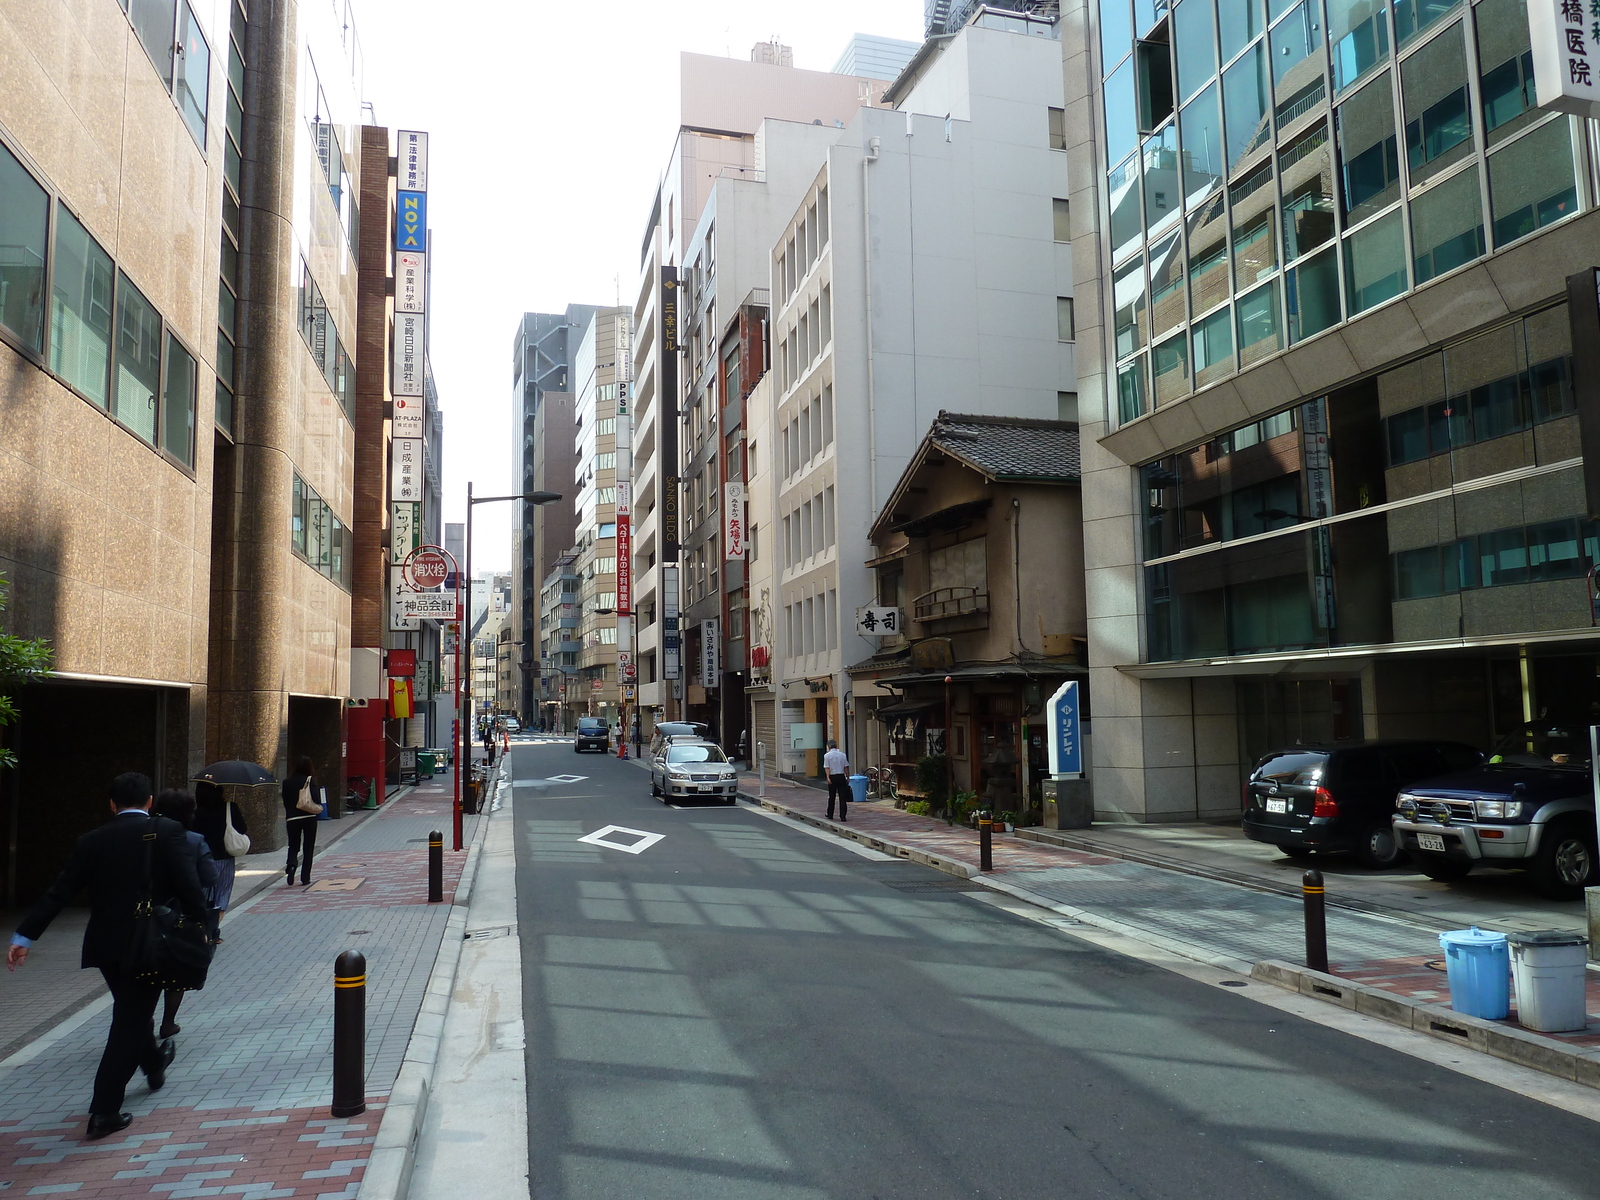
(750, 12, 1076, 775)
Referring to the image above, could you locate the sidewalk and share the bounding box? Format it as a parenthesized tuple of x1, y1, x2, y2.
(0, 797, 398, 1065)
(740, 773, 1600, 1052)
(0, 769, 480, 1199)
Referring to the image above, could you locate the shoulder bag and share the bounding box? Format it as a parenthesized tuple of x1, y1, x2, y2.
(124, 828, 214, 992)
(223, 802, 251, 856)
(295, 777, 324, 816)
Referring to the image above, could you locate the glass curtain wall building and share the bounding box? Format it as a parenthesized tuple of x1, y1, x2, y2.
(1068, 0, 1600, 824)
(1102, 0, 1587, 424)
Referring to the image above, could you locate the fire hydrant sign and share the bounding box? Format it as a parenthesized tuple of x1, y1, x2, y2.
(404, 547, 450, 590)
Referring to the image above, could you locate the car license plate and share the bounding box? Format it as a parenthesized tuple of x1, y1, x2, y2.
(699, 785, 714, 793)
(1417, 832, 1447, 853)
(1265, 798, 1287, 814)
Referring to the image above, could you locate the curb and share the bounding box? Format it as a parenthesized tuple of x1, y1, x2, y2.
(1250, 958, 1600, 1090)
(741, 792, 1256, 972)
(743, 793, 976, 880)
(1015, 826, 1455, 932)
(358, 769, 496, 1200)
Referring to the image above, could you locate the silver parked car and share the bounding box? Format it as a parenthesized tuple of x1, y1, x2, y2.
(651, 739, 738, 804)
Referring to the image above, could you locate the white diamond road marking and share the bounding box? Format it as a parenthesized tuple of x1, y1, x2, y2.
(546, 774, 588, 783)
(577, 825, 665, 855)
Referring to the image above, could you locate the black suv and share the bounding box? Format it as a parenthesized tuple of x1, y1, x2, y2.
(1394, 720, 1599, 898)
(1243, 740, 1483, 868)
(574, 717, 610, 753)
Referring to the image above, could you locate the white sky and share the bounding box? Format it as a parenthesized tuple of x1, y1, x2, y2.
(358, 1, 925, 571)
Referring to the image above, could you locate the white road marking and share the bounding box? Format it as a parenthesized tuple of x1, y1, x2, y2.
(578, 825, 666, 855)
(546, 774, 588, 783)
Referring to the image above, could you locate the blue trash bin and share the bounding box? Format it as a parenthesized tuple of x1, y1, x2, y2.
(1439, 926, 1510, 1019)
(849, 774, 869, 806)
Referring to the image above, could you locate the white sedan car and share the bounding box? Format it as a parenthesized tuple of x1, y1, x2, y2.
(651, 741, 739, 804)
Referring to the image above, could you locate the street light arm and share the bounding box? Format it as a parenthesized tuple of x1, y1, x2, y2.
(469, 491, 563, 506)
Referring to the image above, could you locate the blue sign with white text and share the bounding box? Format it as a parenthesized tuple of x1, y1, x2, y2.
(1049, 680, 1082, 777)
(396, 191, 427, 251)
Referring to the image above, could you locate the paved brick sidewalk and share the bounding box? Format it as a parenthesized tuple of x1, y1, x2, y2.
(741, 774, 1600, 1040)
(0, 771, 479, 1198)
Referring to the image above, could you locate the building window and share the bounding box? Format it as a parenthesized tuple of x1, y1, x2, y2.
(0, 142, 48, 354)
(1477, 0, 1537, 145)
(162, 333, 197, 467)
(1344, 209, 1407, 314)
(114, 272, 163, 446)
(1410, 166, 1485, 284)
(174, 3, 211, 147)
(1053, 198, 1072, 242)
(1401, 24, 1471, 186)
(291, 472, 351, 589)
(1057, 297, 1076, 342)
(1337, 73, 1401, 225)
(1487, 118, 1579, 247)
(51, 207, 114, 406)
(1048, 106, 1068, 150)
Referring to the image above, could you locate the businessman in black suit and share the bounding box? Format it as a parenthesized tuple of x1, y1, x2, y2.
(7, 772, 210, 1139)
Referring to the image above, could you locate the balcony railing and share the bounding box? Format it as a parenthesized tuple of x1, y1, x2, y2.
(912, 586, 989, 621)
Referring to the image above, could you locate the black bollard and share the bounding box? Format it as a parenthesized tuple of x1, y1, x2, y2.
(1302, 868, 1328, 973)
(332, 950, 367, 1118)
(428, 830, 443, 903)
(979, 812, 994, 873)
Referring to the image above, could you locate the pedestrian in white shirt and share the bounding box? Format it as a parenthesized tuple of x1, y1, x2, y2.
(823, 741, 851, 822)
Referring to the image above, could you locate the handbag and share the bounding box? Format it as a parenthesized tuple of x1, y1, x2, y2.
(124, 828, 214, 992)
(222, 802, 251, 856)
(295, 778, 324, 816)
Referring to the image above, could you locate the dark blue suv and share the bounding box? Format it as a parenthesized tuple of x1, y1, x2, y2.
(1243, 740, 1483, 868)
(1394, 720, 1598, 899)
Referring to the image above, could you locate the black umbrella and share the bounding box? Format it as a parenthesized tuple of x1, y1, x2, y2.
(194, 760, 278, 786)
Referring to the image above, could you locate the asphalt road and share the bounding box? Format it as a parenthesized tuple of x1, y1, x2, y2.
(510, 739, 1600, 1200)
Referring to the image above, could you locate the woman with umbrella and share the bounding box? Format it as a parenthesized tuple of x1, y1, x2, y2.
(193, 761, 269, 941)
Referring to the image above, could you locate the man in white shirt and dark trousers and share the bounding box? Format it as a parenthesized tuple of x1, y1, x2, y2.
(823, 741, 851, 822)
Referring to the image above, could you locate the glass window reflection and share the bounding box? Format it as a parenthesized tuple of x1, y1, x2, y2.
(1476, 0, 1537, 145)
(1327, 0, 1392, 91)
(1343, 208, 1407, 314)
(1223, 43, 1273, 174)
(1401, 23, 1471, 184)
(1230, 160, 1279, 287)
(1337, 73, 1401, 223)
(1174, 0, 1220, 99)
(1487, 117, 1578, 246)
(1270, 1, 1327, 124)
(1410, 165, 1484, 283)
(1281, 121, 1337, 259)
(1180, 83, 1226, 206)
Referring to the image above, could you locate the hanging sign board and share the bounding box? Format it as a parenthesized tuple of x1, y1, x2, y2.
(1529, 0, 1600, 117)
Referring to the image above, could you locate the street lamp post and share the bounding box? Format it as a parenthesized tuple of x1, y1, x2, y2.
(458, 483, 561, 850)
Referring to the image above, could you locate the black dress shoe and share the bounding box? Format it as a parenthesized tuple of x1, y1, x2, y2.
(147, 1037, 176, 1091)
(86, 1112, 132, 1139)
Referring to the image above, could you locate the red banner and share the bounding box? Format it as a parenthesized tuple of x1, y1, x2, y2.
(616, 514, 632, 616)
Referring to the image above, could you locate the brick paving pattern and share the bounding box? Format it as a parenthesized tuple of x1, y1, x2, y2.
(0, 771, 477, 1198)
(742, 773, 1600, 1038)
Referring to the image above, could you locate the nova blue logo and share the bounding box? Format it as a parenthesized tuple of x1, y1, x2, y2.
(397, 191, 427, 250)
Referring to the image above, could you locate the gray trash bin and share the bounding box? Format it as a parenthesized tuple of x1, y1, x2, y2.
(1507, 930, 1590, 1032)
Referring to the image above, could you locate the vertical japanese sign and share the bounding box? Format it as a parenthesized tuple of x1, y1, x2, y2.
(1530, 0, 1600, 115)
(392, 438, 422, 501)
(724, 482, 745, 559)
(700, 619, 720, 684)
(662, 563, 681, 680)
(1047, 680, 1082, 779)
(390, 565, 420, 632)
(660, 267, 680, 563)
(392, 501, 421, 556)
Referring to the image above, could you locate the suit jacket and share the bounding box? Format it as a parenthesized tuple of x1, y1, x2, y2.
(16, 812, 210, 968)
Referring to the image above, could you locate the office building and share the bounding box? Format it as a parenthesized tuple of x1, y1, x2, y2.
(510, 306, 599, 720)
(832, 34, 922, 80)
(1064, 0, 1600, 821)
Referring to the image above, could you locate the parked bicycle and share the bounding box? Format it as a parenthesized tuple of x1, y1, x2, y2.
(866, 765, 899, 802)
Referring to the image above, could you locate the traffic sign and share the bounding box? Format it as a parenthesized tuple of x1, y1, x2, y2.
(404, 546, 450, 590)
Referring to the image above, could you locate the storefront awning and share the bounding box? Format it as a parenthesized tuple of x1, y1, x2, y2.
(873, 662, 1086, 688)
(870, 700, 937, 721)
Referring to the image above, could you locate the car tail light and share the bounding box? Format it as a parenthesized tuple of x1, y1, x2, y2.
(1312, 788, 1339, 818)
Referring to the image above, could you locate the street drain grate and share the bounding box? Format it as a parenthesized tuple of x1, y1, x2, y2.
(879, 879, 988, 893)
(465, 925, 517, 941)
